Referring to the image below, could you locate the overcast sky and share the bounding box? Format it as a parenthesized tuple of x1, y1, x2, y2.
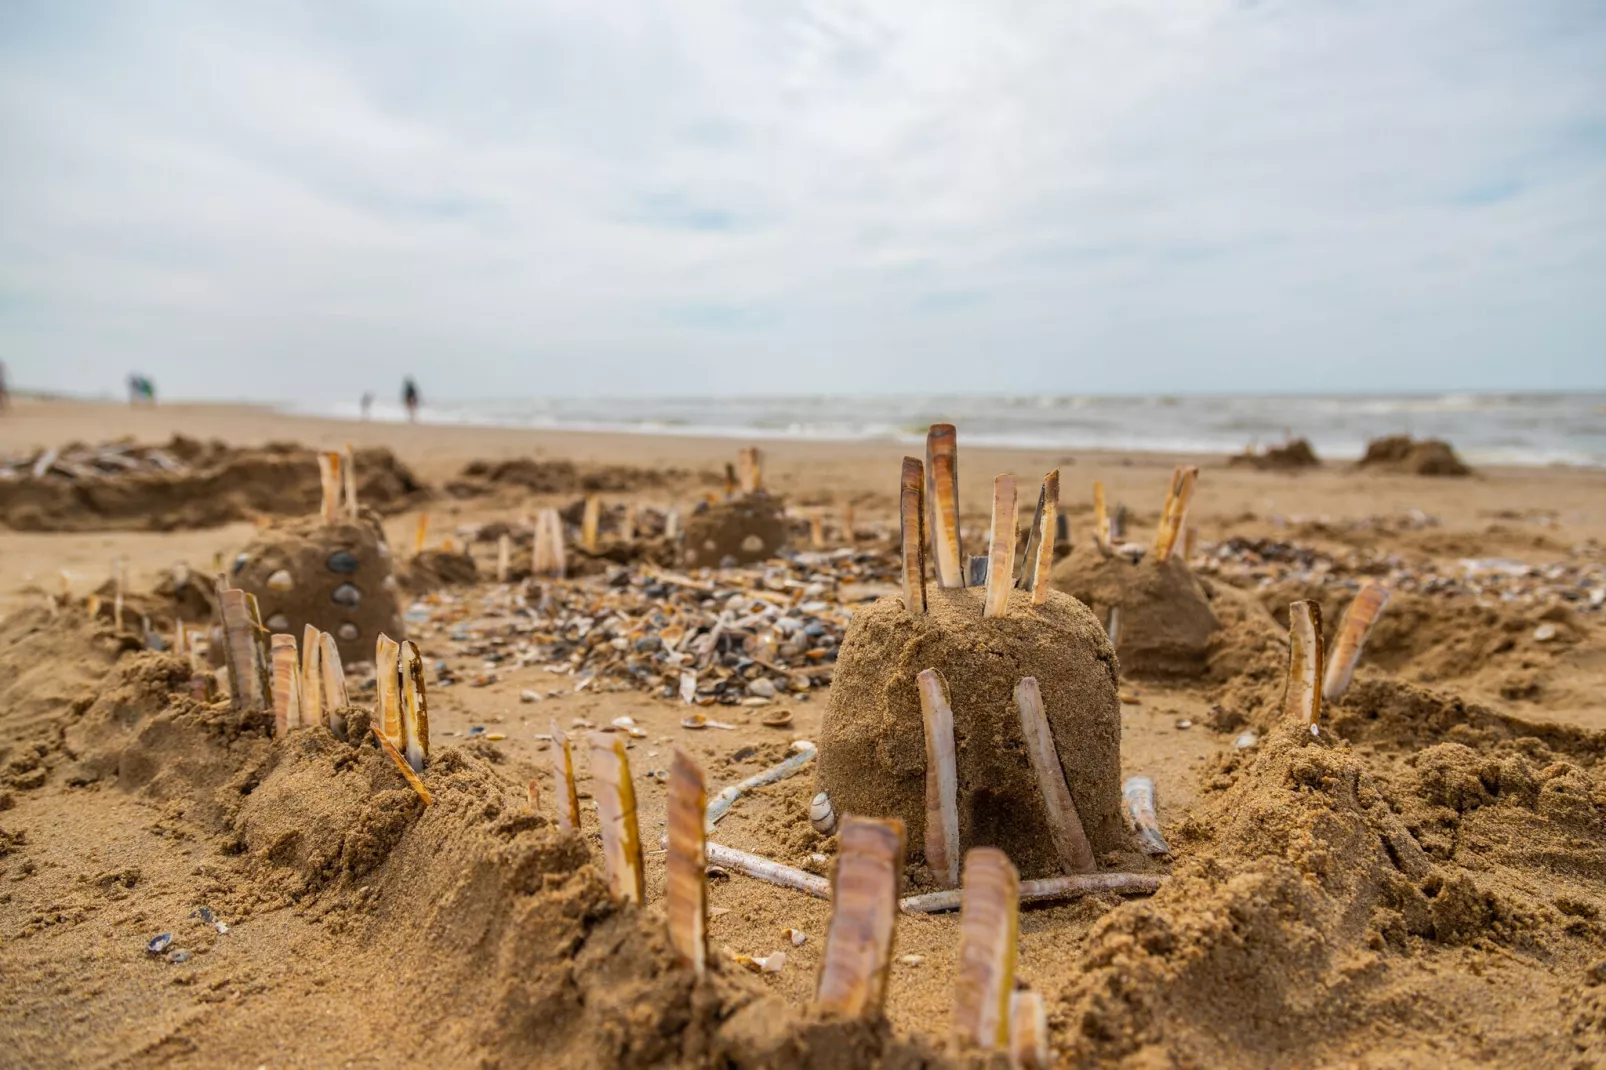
(1, 0, 1602, 402)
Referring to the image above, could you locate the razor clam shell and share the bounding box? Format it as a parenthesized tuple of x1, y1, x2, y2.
(927, 427, 963, 588)
(318, 631, 349, 736)
(899, 872, 1164, 914)
(1014, 677, 1096, 873)
(665, 748, 709, 977)
(917, 668, 960, 889)
(1122, 775, 1171, 856)
(588, 732, 646, 904)
(1009, 991, 1051, 1070)
(899, 457, 927, 615)
(317, 452, 342, 525)
(1093, 480, 1111, 551)
(981, 475, 1018, 619)
(400, 640, 430, 773)
(374, 634, 404, 750)
(1282, 600, 1326, 735)
(1323, 583, 1391, 703)
(952, 847, 1019, 1052)
(550, 721, 581, 834)
(300, 624, 324, 731)
(814, 816, 905, 1017)
(270, 633, 301, 738)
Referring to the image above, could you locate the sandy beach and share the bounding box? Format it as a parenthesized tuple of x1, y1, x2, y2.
(2, 396, 1604, 1068)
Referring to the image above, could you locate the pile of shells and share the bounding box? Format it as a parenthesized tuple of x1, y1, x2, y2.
(403, 547, 908, 702)
(1195, 537, 1606, 612)
(0, 441, 184, 481)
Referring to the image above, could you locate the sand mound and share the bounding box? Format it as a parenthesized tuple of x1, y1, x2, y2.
(232, 513, 405, 664)
(1359, 435, 1472, 476)
(1057, 705, 1606, 1065)
(1053, 550, 1222, 678)
(1, 621, 947, 1069)
(398, 548, 480, 592)
(815, 587, 1123, 878)
(0, 437, 428, 532)
(1228, 438, 1321, 471)
(446, 456, 709, 498)
(682, 495, 789, 568)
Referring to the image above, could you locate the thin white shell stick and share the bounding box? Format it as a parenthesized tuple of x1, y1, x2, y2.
(1014, 677, 1096, 873)
(815, 816, 905, 1017)
(270, 633, 301, 737)
(707, 842, 830, 899)
(300, 624, 324, 730)
(545, 508, 567, 579)
(926, 425, 963, 588)
(318, 631, 349, 737)
(1154, 467, 1198, 563)
(1151, 466, 1184, 559)
(1283, 600, 1325, 735)
(899, 872, 1162, 914)
(374, 634, 403, 749)
(588, 732, 646, 904)
(952, 848, 1019, 1052)
(581, 495, 601, 554)
(982, 475, 1018, 618)
(1122, 776, 1171, 856)
(550, 721, 581, 833)
(496, 533, 511, 583)
(413, 513, 429, 557)
(219, 589, 265, 712)
(899, 457, 927, 615)
(705, 741, 817, 827)
(1323, 583, 1391, 702)
(917, 669, 960, 889)
(665, 748, 709, 977)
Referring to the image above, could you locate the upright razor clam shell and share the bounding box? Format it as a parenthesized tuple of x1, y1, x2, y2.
(952, 847, 1019, 1052)
(374, 634, 404, 750)
(1018, 469, 1059, 602)
(1014, 677, 1096, 873)
(926, 427, 963, 588)
(342, 444, 358, 519)
(1282, 600, 1326, 735)
(219, 589, 264, 713)
(588, 732, 646, 904)
(814, 816, 905, 1017)
(899, 457, 927, 615)
(982, 475, 1018, 618)
(1155, 467, 1198, 563)
(1323, 583, 1391, 703)
(270, 633, 301, 737)
(399, 640, 430, 773)
(550, 721, 581, 833)
(413, 513, 430, 557)
(316, 451, 341, 524)
(318, 632, 349, 737)
(916, 668, 960, 889)
(581, 495, 601, 554)
(300, 624, 324, 731)
(496, 533, 511, 583)
(665, 748, 709, 977)
(1009, 991, 1051, 1070)
(1093, 480, 1111, 551)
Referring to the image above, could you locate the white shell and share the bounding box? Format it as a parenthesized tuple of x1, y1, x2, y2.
(809, 790, 837, 836)
(266, 569, 294, 592)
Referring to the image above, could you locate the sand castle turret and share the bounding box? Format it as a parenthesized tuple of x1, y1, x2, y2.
(1053, 470, 1220, 677)
(814, 429, 1123, 881)
(231, 451, 404, 665)
(679, 447, 787, 567)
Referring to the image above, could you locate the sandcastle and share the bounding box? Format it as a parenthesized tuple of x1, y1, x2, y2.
(1052, 469, 1221, 677)
(680, 448, 788, 568)
(230, 451, 404, 665)
(814, 428, 1124, 880)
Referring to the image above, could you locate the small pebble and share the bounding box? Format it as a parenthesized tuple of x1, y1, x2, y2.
(519, 690, 542, 703)
(1234, 730, 1260, 750)
(1533, 623, 1558, 642)
(1174, 719, 1193, 730)
(167, 950, 192, 964)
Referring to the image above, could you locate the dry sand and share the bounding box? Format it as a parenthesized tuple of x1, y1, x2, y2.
(1, 397, 1604, 1068)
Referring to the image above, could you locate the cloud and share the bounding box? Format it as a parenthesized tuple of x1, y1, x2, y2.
(0, 0, 1602, 400)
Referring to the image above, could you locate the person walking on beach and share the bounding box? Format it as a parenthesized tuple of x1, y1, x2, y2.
(0, 361, 9, 413)
(360, 392, 374, 420)
(402, 378, 420, 422)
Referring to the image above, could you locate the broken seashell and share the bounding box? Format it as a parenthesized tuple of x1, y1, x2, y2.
(372, 723, 433, 805)
(1122, 776, 1171, 857)
(786, 927, 806, 946)
(550, 721, 580, 833)
(679, 669, 697, 704)
(399, 640, 429, 773)
(266, 569, 294, 592)
(1009, 990, 1051, 1070)
(682, 713, 708, 730)
(760, 708, 793, 728)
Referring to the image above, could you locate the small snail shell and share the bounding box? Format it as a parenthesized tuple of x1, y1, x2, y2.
(809, 790, 838, 836)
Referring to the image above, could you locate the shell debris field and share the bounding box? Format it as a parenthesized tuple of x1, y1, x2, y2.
(3, 415, 1606, 1069)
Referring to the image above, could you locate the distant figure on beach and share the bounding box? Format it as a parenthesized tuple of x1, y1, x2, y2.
(360, 392, 374, 420)
(402, 378, 420, 422)
(0, 361, 9, 412)
(127, 374, 156, 406)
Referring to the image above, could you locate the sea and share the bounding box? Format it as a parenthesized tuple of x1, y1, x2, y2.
(310, 393, 1606, 469)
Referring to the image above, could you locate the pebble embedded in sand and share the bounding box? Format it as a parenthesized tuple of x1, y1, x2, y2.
(330, 583, 361, 607)
(327, 550, 358, 574)
(337, 622, 360, 641)
(265, 613, 290, 632)
(266, 569, 294, 591)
